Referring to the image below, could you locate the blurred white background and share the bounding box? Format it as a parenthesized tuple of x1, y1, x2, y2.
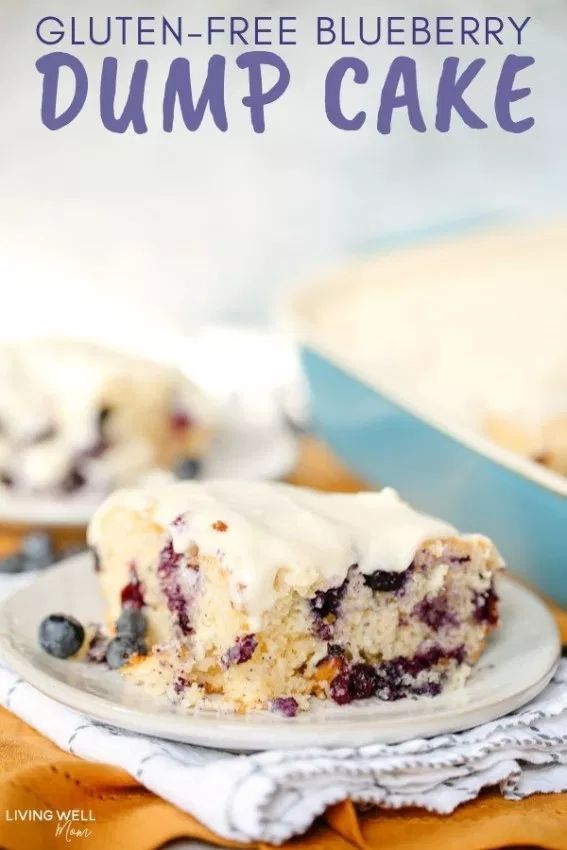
(0, 0, 565, 338)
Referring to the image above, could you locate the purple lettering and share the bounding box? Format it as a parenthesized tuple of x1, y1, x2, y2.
(317, 17, 335, 45)
(236, 51, 290, 133)
(436, 16, 454, 46)
(413, 18, 431, 46)
(436, 57, 487, 131)
(279, 17, 297, 46)
(387, 17, 404, 46)
(230, 17, 249, 45)
(461, 17, 480, 46)
(163, 56, 227, 132)
(508, 17, 531, 46)
(486, 17, 504, 46)
(378, 57, 426, 134)
(325, 57, 367, 130)
(36, 16, 64, 45)
(36, 52, 88, 130)
(495, 55, 534, 132)
(100, 57, 148, 133)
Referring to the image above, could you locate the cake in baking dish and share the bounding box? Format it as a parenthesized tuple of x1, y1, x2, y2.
(0, 339, 214, 496)
(484, 414, 567, 476)
(88, 481, 503, 714)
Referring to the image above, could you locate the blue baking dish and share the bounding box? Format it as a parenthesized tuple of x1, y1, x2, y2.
(289, 225, 567, 606)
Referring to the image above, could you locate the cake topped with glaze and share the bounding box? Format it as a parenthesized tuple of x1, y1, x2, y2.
(89, 482, 460, 625)
(88, 479, 502, 714)
(0, 339, 214, 496)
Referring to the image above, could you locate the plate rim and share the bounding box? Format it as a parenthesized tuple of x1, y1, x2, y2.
(0, 556, 561, 751)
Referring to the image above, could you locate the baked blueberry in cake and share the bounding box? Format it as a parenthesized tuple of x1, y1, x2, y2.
(0, 339, 214, 496)
(88, 481, 503, 713)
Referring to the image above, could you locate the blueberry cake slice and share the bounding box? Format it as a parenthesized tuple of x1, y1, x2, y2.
(0, 339, 214, 496)
(88, 482, 503, 714)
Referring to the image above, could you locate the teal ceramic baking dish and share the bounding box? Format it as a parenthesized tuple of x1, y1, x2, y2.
(289, 224, 567, 605)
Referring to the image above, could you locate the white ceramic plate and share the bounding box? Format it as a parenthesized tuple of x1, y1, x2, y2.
(0, 554, 560, 752)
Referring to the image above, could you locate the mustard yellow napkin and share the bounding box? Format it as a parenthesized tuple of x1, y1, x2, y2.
(1, 705, 567, 850)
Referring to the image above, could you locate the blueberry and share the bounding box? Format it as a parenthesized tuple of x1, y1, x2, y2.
(38, 614, 85, 659)
(116, 608, 147, 639)
(173, 676, 189, 695)
(60, 465, 86, 494)
(0, 554, 25, 574)
(271, 697, 299, 717)
(309, 576, 349, 640)
(157, 542, 183, 578)
(330, 663, 379, 705)
(20, 532, 55, 570)
(310, 583, 346, 618)
(414, 595, 457, 631)
(413, 682, 442, 697)
(473, 588, 499, 626)
(173, 458, 201, 480)
(348, 663, 379, 700)
(330, 671, 352, 705)
(106, 635, 147, 669)
(221, 634, 257, 668)
(364, 569, 408, 593)
(157, 543, 192, 634)
(371, 647, 466, 701)
(120, 575, 145, 610)
(170, 410, 194, 434)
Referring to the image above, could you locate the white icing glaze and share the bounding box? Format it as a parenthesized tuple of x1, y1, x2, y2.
(308, 230, 567, 432)
(89, 481, 458, 630)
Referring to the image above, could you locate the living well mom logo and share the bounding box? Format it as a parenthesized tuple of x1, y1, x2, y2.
(4, 809, 96, 842)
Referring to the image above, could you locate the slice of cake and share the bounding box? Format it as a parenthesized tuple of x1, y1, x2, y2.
(88, 482, 503, 714)
(0, 339, 215, 495)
